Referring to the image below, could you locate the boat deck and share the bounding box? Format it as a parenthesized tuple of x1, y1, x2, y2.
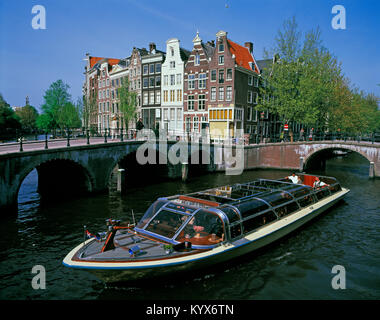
(75, 229, 201, 262)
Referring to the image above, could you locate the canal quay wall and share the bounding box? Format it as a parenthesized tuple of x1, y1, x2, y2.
(0, 140, 379, 214)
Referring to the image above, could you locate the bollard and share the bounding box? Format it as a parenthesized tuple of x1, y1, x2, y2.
(117, 168, 126, 193)
(19, 135, 23, 152)
(86, 129, 90, 145)
(45, 132, 48, 149)
(67, 128, 70, 147)
(369, 162, 374, 178)
(104, 129, 107, 143)
(299, 157, 304, 172)
(181, 162, 189, 182)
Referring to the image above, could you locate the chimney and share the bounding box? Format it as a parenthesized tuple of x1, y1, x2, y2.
(245, 42, 253, 54)
(149, 42, 156, 53)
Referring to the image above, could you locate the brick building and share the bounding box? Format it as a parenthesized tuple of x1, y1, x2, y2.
(83, 54, 120, 134)
(183, 32, 215, 140)
(207, 30, 261, 140)
(141, 43, 165, 130)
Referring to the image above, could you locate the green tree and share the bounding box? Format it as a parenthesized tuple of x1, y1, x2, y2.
(259, 18, 347, 130)
(0, 94, 21, 137)
(41, 80, 72, 131)
(118, 78, 137, 130)
(15, 104, 39, 133)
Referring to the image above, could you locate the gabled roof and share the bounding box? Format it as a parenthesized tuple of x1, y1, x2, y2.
(89, 56, 120, 69)
(227, 40, 258, 73)
(256, 59, 273, 74)
(201, 42, 215, 59)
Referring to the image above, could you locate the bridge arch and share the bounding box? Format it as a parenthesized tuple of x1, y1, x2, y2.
(15, 158, 95, 206)
(302, 144, 373, 172)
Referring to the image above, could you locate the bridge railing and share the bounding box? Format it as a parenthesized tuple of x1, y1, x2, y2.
(0, 127, 379, 153)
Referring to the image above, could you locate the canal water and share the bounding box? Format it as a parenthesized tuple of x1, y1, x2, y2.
(0, 152, 379, 300)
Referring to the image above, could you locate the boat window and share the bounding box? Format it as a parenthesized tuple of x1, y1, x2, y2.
(145, 209, 188, 239)
(175, 209, 225, 245)
(230, 224, 242, 238)
(275, 201, 299, 218)
(260, 191, 293, 207)
(136, 200, 167, 229)
(297, 194, 315, 207)
(219, 205, 240, 223)
(234, 199, 269, 218)
(315, 188, 331, 200)
(242, 211, 277, 234)
(329, 184, 341, 194)
(165, 202, 197, 214)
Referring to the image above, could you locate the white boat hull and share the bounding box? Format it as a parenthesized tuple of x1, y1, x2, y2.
(63, 188, 349, 283)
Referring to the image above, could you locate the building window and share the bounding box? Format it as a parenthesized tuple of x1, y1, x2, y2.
(149, 64, 155, 74)
(155, 63, 161, 73)
(218, 87, 224, 101)
(156, 91, 161, 104)
(253, 77, 259, 87)
(248, 75, 253, 85)
(163, 90, 168, 102)
(188, 74, 195, 90)
(211, 69, 216, 82)
(253, 92, 258, 104)
(170, 74, 175, 86)
(198, 73, 206, 89)
(226, 68, 232, 80)
(177, 108, 182, 121)
(218, 69, 224, 84)
(226, 86, 232, 101)
(143, 65, 148, 75)
(143, 78, 148, 88)
(164, 75, 168, 86)
(188, 95, 195, 110)
(170, 90, 175, 102)
(211, 87, 216, 101)
(195, 53, 200, 65)
(156, 76, 161, 87)
(170, 61, 175, 68)
(143, 92, 148, 105)
(106, 89, 109, 98)
(149, 91, 155, 104)
(193, 116, 199, 131)
(198, 94, 206, 110)
(247, 107, 252, 121)
(176, 74, 182, 85)
(219, 43, 224, 52)
(248, 91, 253, 103)
(177, 89, 182, 102)
(149, 77, 155, 88)
(218, 55, 224, 65)
(185, 117, 191, 132)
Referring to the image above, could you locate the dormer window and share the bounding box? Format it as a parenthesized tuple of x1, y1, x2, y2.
(170, 47, 174, 56)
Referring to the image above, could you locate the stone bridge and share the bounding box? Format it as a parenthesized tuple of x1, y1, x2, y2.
(0, 139, 378, 214)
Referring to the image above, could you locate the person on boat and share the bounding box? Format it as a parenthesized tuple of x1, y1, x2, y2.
(313, 177, 329, 188)
(287, 173, 300, 184)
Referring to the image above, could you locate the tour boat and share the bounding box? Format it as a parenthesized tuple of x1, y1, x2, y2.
(62, 174, 349, 283)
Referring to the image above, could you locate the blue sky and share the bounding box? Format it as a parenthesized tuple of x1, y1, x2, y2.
(0, 0, 379, 111)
